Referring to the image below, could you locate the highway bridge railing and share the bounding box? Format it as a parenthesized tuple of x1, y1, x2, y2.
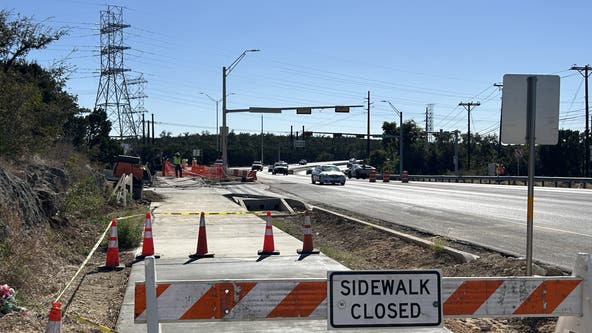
(380, 173, 592, 189)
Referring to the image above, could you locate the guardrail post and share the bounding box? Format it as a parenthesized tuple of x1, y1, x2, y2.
(554, 253, 591, 333)
(145, 256, 161, 333)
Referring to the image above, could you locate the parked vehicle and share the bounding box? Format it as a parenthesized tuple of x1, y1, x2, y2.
(272, 161, 289, 175)
(267, 165, 274, 172)
(311, 165, 346, 185)
(306, 168, 313, 175)
(251, 160, 263, 171)
(298, 159, 307, 165)
(347, 163, 376, 179)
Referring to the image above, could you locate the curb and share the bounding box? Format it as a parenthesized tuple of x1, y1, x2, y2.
(311, 205, 480, 263)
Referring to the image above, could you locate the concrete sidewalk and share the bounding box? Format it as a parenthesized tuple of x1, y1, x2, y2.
(116, 183, 451, 332)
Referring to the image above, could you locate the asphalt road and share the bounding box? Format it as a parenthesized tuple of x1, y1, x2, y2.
(253, 166, 592, 271)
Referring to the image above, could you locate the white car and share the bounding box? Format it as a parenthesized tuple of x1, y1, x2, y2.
(311, 165, 346, 185)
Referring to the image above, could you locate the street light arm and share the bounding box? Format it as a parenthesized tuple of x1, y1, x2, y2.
(200, 92, 216, 103)
(379, 100, 401, 117)
(227, 49, 260, 75)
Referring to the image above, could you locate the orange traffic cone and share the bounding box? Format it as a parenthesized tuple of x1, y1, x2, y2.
(98, 219, 125, 271)
(189, 212, 214, 258)
(45, 301, 62, 333)
(258, 211, 280, 255)
(297, 210, 319, 254)
(136, 212, 161, 260)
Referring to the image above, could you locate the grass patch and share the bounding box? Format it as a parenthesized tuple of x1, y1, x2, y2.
(431, 236, 448, 254)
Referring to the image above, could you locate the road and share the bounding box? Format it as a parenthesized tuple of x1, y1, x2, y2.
(245, 165, 592, 271)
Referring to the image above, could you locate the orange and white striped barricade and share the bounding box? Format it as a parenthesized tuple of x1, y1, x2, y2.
(555, 253, 592, 332)
(383, 168, 390, 182)
(135, 265, 588, 329)
(134, 274, 585, 322)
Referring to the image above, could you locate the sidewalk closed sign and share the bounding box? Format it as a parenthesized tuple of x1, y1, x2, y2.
(328, 270, 442, 329)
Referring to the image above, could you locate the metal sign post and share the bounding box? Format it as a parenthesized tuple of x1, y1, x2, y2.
(525, 76, 537, 276)
(501, 74, 560, 276)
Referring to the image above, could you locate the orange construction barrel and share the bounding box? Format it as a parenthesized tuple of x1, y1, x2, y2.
(369, 170, 376, 182)
(383, 168, 390, 182)
(402, 170, 409, 183)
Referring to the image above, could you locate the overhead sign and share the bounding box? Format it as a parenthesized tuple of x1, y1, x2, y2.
(294, 139, 305, 148)
(328, 270, 442, 329)
(500, 74, 560, 145)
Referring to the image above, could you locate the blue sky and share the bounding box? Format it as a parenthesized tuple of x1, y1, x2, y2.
(5, 0, 592, 138)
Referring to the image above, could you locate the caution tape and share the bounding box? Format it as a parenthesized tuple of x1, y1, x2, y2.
(156, 211, 267, 216)
(68, 312, 117, 332)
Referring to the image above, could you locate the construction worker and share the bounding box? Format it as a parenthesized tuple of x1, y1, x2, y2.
(173, 152, 182, 177)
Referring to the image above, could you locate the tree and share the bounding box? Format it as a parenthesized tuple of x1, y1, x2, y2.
(63, 108, 122, 163)
(0, 10, 68, 71)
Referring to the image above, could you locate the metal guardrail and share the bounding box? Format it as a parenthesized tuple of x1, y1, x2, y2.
(381, 174, 592, 189)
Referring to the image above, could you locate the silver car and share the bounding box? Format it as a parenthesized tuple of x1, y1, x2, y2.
(311, 165, 346, 185)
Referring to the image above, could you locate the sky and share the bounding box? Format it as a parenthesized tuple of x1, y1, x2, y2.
(4, 0, 592, 139)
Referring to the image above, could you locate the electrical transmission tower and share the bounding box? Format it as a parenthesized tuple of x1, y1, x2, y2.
(425, 104, 434, 142)
(127, 73, 148, 137)
(94, 5, 138, 139)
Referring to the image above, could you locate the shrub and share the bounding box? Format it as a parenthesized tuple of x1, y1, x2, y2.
(62, 176, 106, 219)
(116, 217, 143, 250)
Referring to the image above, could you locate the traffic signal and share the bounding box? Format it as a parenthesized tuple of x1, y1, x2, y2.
(335, 106, 350, 113)
(297, 107, 312, 114)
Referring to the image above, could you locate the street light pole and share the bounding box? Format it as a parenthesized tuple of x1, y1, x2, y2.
(381, 100, 404, 177)
(200, 92, 221, 152)
(201, 92, 234, 154)
(222, 49, 260, 167)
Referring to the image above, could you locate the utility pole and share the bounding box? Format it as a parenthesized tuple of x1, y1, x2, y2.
(151, 113, 155, 145)
(146, 118, 150, 144)
(570, 64, 591, 177)
(494, 83, 503, 158)
(367, 91, 371, 160)
(454, 130, 459, 176)
(458, 101, 480, 170)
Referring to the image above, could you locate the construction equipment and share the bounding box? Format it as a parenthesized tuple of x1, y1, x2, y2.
(108, 155, 152, 200)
